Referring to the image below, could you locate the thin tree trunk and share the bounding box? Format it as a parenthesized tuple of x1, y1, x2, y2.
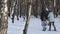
(34, 0, 38, 18)
(54, 0, 57, 17)
(0, 0, 8, 34)
(20, 0, 22, 17)
(17, 0, 20, 18)
(7, 0, 12, 17)
(23, 0, 32, 34)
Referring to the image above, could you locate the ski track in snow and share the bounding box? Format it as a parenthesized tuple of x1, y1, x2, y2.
(7, 16, 60, 34)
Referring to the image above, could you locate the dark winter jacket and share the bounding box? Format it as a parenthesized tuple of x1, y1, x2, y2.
(41, 10, 49, 21)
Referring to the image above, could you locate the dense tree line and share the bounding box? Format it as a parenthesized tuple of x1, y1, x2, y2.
(0, 0, 60, 34)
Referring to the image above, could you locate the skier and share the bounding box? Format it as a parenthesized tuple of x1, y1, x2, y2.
(48, 11, 56, 31)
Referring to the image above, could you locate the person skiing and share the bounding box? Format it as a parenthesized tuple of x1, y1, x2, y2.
(48, 11, 56, 31)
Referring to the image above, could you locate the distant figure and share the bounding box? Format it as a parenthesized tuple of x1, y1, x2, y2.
(48, 11, 56, 31)
(41, 7, 49, 31)
(41, 11, 47, 31)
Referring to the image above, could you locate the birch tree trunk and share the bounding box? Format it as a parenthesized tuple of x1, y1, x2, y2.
(0, 0, 8, 34)
(23, 0, 32, 34)
(54, 0, 57, 17)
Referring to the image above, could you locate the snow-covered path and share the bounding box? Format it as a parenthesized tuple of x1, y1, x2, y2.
(7, 16, 60, 34)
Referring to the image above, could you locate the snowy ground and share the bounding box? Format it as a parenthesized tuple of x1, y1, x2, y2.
(7, 15, 60, 34)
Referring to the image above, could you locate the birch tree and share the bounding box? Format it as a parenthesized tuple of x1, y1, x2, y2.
(23, 0, 32, 34)
(54, 0, 57, 17)
(0, 0, 8, 34)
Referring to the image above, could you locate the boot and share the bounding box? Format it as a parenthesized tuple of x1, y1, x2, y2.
(42, 28, 46, 31)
